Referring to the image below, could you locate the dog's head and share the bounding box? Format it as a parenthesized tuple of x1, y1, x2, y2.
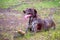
(23, 8, 37, 18)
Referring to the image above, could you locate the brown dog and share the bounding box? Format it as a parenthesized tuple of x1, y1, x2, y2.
(23, 8, 56, 33)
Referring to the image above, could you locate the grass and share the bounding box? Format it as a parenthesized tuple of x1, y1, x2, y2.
(14, 1, 60, 11)
(0, 0, 60, 9)
(0, 0, 20, 8)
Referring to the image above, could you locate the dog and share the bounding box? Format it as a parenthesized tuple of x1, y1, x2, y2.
(23, 8, 56, 33)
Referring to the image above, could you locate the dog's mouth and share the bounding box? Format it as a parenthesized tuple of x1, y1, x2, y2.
(24, 14, 32, 19)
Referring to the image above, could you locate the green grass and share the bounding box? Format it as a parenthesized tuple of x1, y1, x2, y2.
(0, 0, 60, 9)
(0, 0, 20, 8)
(15, 30, 60, 40)
(14, 1, 60, 11)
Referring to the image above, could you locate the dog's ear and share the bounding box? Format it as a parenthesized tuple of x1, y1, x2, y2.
(34, 9, 37, 14)
(23, 10, 26, 13)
